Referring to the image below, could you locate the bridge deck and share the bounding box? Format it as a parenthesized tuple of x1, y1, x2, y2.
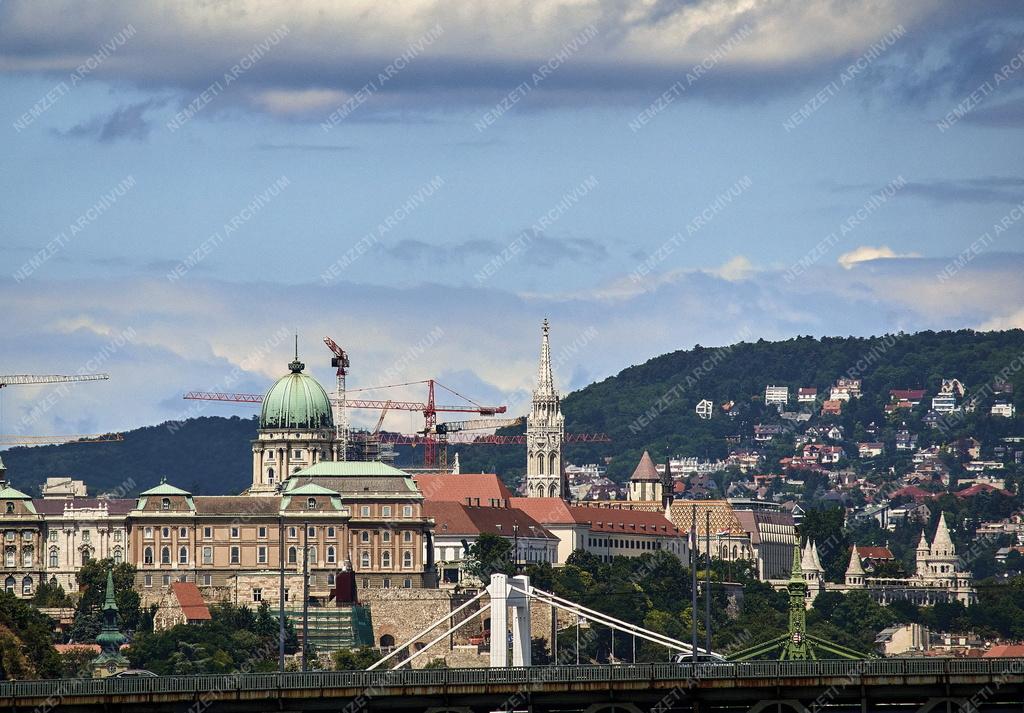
(3, 659, 1023, 713)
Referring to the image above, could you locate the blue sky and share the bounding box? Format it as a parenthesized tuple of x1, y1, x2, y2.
(1, 1, 1023, 439)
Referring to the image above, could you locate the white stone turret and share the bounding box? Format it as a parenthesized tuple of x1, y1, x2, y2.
(525, 319, 565, 499)
(845, 544, 866, 587)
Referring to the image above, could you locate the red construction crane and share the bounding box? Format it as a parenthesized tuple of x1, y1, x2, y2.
(183, 378, 507, 468)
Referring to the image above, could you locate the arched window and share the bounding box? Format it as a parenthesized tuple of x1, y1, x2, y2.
(49, 548, 59, 568)
(113, 546, 123, 565)
(288, 546, 297, 564)
(161, 547, 171, 564)
(4, 576, 15, 592)
(81, 547, 91, 564)
(22, 548, 33, 567)
(307, 546, 317, 563)
(267, 468, 275, 484)
(327, 546, 336, 564)
(379, 634, 395, 650)
(403, 551, 413, 568)
(549, 452, 558, 476)
(537, 453, 545, 475)
(360, 551, 370, 569)
(307, 497, 317, 510)
(548, 483, 557, 497)
(360, 531, 370, 543)
(381, 551, 392, 568)
(161, 497, 170, 511)
(144, 546, 153, 565)
(179, 546, 188, 564)
(21, 576, 32, 595)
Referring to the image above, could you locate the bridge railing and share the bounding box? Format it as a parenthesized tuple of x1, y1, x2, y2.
(3, 659, 1023, 699)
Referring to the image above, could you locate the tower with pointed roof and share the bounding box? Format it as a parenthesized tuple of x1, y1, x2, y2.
(845, 544, 866, 587)
(91, 569, 129, 677)
(526, 319, 565, 498)
(628, 451, 663, 502)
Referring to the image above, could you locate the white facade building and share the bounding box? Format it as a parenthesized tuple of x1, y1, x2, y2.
(765, 385, 789, 405)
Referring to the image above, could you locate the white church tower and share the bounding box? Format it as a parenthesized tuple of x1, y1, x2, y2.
(526, 319, 565, 498)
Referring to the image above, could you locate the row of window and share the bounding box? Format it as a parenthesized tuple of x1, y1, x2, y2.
(6, 529, 124, 543)
(587, 537, 666, 551)
(140, 573, 416, 591)
(143, 524, 419, 540)
(140, 545, 417, 569)
(3, 575, 34, 595)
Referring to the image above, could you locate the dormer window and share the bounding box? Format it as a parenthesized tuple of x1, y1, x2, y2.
(307, 497, 317, 510)
(161, 498, 170, 511)
(5, 503, 13, 514)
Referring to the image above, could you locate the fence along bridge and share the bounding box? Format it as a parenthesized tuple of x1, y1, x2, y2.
(3, 659, 1023, 713)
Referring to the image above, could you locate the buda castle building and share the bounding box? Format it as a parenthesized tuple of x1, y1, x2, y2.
(1, 349, 434, 605)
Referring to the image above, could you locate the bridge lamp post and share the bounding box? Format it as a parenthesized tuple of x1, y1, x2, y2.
(512, 525, 519, 572)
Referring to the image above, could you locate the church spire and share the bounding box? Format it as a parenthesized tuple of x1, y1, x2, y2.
(536, 318, 555, 396)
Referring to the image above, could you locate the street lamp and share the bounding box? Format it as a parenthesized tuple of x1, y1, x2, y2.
(512, 524, 519, 572)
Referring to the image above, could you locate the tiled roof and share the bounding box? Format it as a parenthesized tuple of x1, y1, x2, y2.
(798, 387, 817, 395)
(890, 389, 926, 400)
(630, 451, 660, 482)
(414, 473, 513, 504)
(32, 498, 135, 515)
(288, 475, 419, 496)
(856, 546, 894, 560)
(666, 500, 746, 535)
(955, 483, 1012, 499)
(508, 497, 578, 525)
(424, 501, 556, 539)
(192, 496, 281, 515)
(983, 644, 1024, 658)
(291, 462, 407, 478)
(171, 582, 212, 621)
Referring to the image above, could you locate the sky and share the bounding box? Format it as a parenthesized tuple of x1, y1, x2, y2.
(1, 0, 1023, 439)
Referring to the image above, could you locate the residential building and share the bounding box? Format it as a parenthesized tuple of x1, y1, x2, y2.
(797, 387, 817, 404)
(992, 402, 1016, 418)
(858, 442, 884, 459)
(765, 385, 789, 406)
(820, 399, 842, 416)
(424, 501, 557, 585)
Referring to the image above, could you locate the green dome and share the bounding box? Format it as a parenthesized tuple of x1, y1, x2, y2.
(260, 357, 334, 430)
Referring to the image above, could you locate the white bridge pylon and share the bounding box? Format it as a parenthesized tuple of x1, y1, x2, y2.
(368, 573, 713, 670)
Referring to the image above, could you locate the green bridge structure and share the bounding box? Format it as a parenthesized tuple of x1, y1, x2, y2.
(3, 659, 1024, 713)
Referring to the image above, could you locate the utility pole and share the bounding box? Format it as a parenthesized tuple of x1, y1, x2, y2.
(278, 515, 285, 672)
(690, 505, 697, 659)
(302, 521, 309, 671)
(705, 510, 711, 655)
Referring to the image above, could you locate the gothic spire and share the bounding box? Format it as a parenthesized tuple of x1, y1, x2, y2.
(536, 318, 555, 396)
(846, 544, 866, 577)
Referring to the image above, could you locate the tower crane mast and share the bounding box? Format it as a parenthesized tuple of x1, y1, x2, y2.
(323, 337, 350, 461)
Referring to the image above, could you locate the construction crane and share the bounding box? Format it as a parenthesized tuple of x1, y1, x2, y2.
(0, 374, 109, 389)
(323, 337, 350, 461)
(0, 433, 124, 446)
(183, 379, 508, 468)
(426, 417, 524, 471)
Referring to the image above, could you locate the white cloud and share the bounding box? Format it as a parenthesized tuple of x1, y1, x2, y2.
(709, 255, 756, 281)
(837, 245, 920, 269)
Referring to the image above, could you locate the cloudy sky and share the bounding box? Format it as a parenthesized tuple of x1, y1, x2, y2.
(1, 0, 1023, 439)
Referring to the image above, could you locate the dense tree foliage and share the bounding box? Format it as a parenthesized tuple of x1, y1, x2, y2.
(127, 602, 295, 674)
(463, 533, 517, 582)
(0, 591, 61, 679)
(3, 416, 259, 496)
(69, 559, 142, 642)
(460, 329, 1024, 487)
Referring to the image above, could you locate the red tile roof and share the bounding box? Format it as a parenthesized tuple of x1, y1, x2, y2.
(171, 582, 211, 621)
(890, 389, 926, 401)
(798, 388, 817, 395)
(856, 546, 894, 560)
(424, 501, 555, 539)
(630, 451, 661, 482)
(955, 483, 1012, 498)
(413, 473, 513, 505)
(891, 486, 938, 501)
(983, 644, 1024, 658)
(510, 498, 679, 535)
(54, 643, 101, 654)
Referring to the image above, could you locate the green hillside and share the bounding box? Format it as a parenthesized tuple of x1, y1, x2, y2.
(4, 329, 1022, 497)
(460, 329, 1024, 486)
(2, 416, 260, 497)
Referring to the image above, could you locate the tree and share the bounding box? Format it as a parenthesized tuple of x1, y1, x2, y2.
(463, 533, 516, 582)
(71, 558, 141, 641)
(332, 647, 381, 670)
(31, 579, 73, 608)
(0, 591, 61, 679)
